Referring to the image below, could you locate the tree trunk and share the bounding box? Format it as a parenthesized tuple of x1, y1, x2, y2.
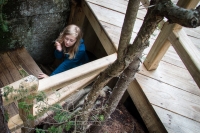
(79, 0, 140, 131)
(80, 0, 200, 132)
(98, 0, 200, 131)
(0, 89, 11, 133)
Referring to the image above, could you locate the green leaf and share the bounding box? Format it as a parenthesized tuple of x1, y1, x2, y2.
(65, 121, 74, 131)
(2, 23, 8, 32)
(99, 115, 104, 121)
(35, 128, 45, 133)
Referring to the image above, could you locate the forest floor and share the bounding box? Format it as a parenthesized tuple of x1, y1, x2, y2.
(91, 103, 147, 133)
(33, 63, 148, 133)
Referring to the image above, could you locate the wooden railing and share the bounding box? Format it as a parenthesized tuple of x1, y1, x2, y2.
(2, 54, 117, 132)
(3, 0, 200, 132)
(143, 0, 200, 88)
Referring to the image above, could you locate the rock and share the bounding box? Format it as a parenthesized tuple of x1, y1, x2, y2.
(1, 0, 70, 64)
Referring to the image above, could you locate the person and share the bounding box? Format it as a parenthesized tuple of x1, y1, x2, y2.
(38, 24, 89, 79)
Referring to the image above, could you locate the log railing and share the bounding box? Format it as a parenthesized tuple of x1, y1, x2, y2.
(2, 54, 117, 132)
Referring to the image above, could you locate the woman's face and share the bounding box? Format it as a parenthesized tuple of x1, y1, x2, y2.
(64, 35, 77, 47)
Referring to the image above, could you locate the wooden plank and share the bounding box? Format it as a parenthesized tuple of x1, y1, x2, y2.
(0, 53, 20, 121)
(0, 54, 14, 84)
(87, 2, 143, 32)
(86, 0, 147, 20)
(72, 6, 85, 28)
(0, 78, 4, 87)
(7, 50, 23, 70)
(127, 79, 167, 133)
(38, 53, 117, 93)
(0, 64, 9, 87)
(143, 22, 180, 70)
(86, 0, 128, 14)
(82, 0, 116, 54)
(33, 73, 100, 130)
(82, 17, 98, 54)
(100, 21, 186, 69)
(177, 0, 199, 9)
(16, 48, 42, 77)
(183, 26, 200, 39)
(100, 21, 159, 49)
(4, 103, 19, 118)
(139, 61, 200, 95)
(136, 74, 200, 123)
(158, 46, 186, 68)
(8, 114, 23, 132)
(34, 73, 97, 116)
(2, 75, 39, 106)
(186, 34, 200, 51)
(7, 49, 32, 75)
(169, 29, 200, 88)
(153, 106, 200, 133)
(1, 52, 22, 81)
(93, 38, 108, 58)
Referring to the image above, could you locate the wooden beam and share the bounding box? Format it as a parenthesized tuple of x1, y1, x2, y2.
(136, 73, 200, 123)
(68, 0, 77, 24)
(2, 75, 39, 106)
(143, 22, 172, 70)
(8, 114, 23, 132)
(72, 5, 86, 28)
(82, 0, 117, 54)
(34, 73, 97, 116)
(169, 29, 200, 88)
(8, 71, 99, 131)
(127, 79, 167, 133)
(153, 105, 200, 133)
(143, 0, 199, 70)
(38, 53, 117, 94)
(15, 48, 43, 77)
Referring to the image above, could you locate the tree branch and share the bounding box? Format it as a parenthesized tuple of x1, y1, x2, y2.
(155, 1, 200, 27)
(79, 0, 140, 132)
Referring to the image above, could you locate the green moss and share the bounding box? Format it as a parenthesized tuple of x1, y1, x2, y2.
(0, 0, 23, 51)
(19, 68, 29, 77)
(0, 0, 12, 51)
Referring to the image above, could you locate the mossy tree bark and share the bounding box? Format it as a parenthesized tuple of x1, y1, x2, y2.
(0, 89, 11, 133)
(80, 0, 200, 132)
(80, 0, 140, 131)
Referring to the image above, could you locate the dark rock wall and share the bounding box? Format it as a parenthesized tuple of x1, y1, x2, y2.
(1, 0, 70, 64)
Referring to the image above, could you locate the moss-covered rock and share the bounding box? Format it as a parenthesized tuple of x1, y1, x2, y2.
(0, 0, 70, 64)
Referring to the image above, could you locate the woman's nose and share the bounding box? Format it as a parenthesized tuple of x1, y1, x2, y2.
(66, 40, 70, 43)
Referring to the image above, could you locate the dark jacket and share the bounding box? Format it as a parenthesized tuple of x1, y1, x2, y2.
(50, 39, 89, 76)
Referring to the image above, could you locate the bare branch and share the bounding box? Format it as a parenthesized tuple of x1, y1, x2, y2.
(155, 1, 200, 27)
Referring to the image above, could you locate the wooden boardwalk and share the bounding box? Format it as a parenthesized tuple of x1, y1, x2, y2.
(83, 0, 200, 132)
(1, 0, 200, 132)
(0, 48, 42, 118)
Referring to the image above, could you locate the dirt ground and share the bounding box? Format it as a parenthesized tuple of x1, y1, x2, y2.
(89, 103, 147, 133)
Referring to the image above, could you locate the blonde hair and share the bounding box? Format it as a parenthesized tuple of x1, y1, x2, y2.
(56, 24, 83, 59)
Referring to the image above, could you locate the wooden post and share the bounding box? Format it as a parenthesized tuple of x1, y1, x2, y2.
(68, 0, 85, 29)
(17, 75, 38, 133)
(73, 3, 86, 28)
(127, 79, 167, 133)
(169, 29, 200, 88)
(68, 0, 77, 24)
(143, 0, 199, 70)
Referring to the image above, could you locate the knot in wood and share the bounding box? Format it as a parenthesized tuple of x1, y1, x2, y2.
(190, 17, 198, 28)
